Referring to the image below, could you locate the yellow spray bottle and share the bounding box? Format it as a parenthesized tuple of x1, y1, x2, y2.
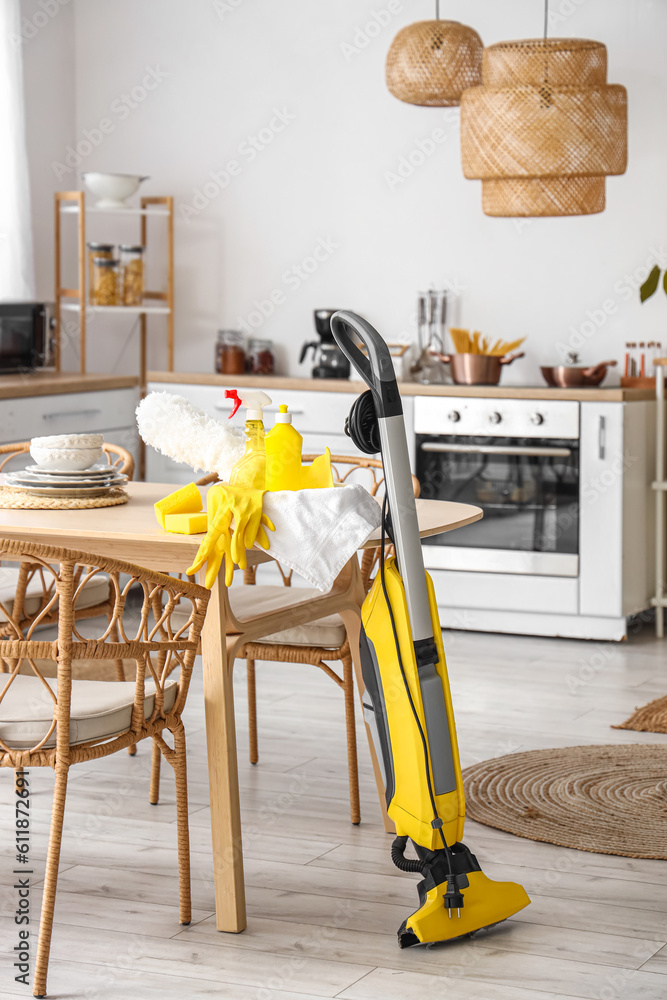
(265, 404, 334, 490)
(226, 388, 272, 489)
(265, 404, 303, 490)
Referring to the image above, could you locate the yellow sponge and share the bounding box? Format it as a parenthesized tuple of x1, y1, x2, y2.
(164, 511, 208, 534)
(154, 483, 202, 528)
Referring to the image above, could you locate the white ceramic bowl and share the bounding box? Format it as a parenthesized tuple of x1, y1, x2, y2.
(81, 172, 149, 209)
(31, 433, 103, 449)
(30, 434, 103, 471)
(29, 446, 103, 471)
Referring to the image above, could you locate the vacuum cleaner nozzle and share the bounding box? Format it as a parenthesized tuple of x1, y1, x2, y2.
(395, 842, 530, 947)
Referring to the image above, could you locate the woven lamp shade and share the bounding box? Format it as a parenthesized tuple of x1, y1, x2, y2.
(460, 38, 627, 217)
(386, 20, 483, 106)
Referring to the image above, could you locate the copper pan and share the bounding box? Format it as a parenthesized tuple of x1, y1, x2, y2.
(540, 359, 617, 388)
(436, 351, 525, 386)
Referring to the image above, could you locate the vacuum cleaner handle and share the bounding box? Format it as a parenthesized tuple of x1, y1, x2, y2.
(330, 311, 402, 418)
(331, 310, 435, 646)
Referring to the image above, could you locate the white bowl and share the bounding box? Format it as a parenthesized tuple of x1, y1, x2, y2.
(30, 445, 103, 471)
(30, 434, 103, 471)
(81, 172, 149, 209)
(31, 433, 103, 449)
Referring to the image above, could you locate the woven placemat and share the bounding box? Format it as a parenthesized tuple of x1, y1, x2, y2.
(463, 744, 667, 859)
(613, 695, 667, 735)
(0, 486, 128, 510)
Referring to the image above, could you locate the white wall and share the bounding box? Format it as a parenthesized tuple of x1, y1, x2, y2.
(22, 0, 667, 382)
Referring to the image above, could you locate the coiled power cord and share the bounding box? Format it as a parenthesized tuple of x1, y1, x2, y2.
(344, 390, 382, 454)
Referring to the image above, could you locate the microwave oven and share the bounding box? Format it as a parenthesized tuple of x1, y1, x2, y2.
(0, 302, 55, 373)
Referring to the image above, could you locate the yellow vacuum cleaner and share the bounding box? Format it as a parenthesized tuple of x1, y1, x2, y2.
(330, 311, 530, 947)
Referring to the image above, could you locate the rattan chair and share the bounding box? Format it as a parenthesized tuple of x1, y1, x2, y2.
(160, 455, 417, 826)
(0, 441, 135, 643)
(0, 441, 138, 769)
(0, 538, 209, 998)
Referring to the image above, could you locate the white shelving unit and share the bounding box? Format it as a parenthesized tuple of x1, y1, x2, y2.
(54, 190, 174, 382)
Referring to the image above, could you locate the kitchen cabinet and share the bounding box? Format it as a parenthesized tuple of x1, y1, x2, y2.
(0, 387, 140, 468)
(579, 400, 655, 621)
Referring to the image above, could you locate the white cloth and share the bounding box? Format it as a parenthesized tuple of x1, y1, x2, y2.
(262, 485, 381, 592)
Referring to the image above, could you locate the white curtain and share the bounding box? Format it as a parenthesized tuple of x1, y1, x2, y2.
(0, 0, 34, 300)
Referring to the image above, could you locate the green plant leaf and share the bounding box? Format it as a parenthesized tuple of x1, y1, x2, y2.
(640, 265, 661, 302)
(663, 270, 667, 297)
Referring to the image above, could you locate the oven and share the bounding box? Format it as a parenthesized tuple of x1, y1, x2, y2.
(414, 397, 580, 577)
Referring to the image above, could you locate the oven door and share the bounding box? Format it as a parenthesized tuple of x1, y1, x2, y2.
(416, 434, 580, 577)
(0, 303, 49, 372)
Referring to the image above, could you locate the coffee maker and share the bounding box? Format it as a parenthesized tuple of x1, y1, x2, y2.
(299, 309, 351, 379)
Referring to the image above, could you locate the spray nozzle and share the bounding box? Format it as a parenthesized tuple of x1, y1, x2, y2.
(225, 389, 272, 421)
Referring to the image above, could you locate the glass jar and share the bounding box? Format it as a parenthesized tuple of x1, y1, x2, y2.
(92, 258, 119, 306)
(87, 242, 114, 304)
(119, 244, 144, 306)
(216, 330, 246, 374)
(247, 337, 275, 375)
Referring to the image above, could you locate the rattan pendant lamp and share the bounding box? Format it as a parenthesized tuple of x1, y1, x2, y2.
(386, 0, 483, 107)
(459, 2, 627, 216)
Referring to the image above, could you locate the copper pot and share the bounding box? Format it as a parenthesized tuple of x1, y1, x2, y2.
(438, 351, 525, 386)
(540, 357, 617, 388)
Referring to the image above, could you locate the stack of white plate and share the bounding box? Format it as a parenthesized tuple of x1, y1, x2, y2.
(3, 464, 128, 499)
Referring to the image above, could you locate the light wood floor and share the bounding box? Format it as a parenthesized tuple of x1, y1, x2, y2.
(2, 613, 667, 999)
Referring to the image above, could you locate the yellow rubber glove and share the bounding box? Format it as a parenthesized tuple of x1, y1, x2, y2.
(186, 500, 233, 589)
(228, 489, 274, 570)
(186, 483, 275, 589)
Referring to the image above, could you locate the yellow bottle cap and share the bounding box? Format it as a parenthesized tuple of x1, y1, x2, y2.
(276, 403, 291, 424)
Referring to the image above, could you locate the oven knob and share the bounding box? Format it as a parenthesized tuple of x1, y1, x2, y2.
(531, 412, 544, 425)
(489, 411, 502, 424)
(448, 410, 461, 423)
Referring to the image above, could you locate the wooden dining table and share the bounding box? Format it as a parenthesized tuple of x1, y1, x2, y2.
(0, 481, 482, 934)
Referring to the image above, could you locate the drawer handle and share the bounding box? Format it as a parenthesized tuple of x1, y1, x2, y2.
(213, 403, 304, 415)
(42, 408, 103, 420)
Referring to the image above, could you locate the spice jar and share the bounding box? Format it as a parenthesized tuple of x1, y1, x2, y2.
(247, 337, 275, 375)
(215, 330, 246, 374)
(87, 242, 114, 304)
(92, 258, 119, 306)
(119, 245, 144, 306)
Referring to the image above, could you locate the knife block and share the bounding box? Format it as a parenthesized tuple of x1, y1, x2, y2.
(620, 376, 664, 389)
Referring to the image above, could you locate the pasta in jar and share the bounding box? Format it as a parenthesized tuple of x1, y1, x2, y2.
(119, 245, 145, 306)
(92, 258, 119, 306)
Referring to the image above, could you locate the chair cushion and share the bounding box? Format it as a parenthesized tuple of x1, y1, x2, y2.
(0, 673, 178, 749)
(230, 585, 347, 648)
(172, 583, 348, 649)
(0, 567, 110, 622)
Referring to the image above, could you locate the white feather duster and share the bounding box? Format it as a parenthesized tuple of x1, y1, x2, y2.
(136, 392, 244, 480)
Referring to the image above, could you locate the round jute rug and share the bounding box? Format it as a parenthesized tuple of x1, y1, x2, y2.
(462, 744, 667, 859)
